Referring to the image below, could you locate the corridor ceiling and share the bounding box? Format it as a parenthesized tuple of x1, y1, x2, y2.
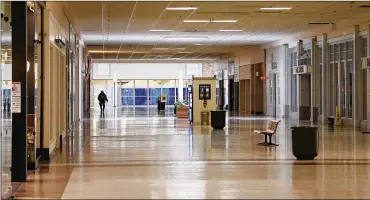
(64, 1, 370, 61)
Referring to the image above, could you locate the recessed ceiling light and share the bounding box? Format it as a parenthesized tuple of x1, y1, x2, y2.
(166, 7, 198, 11)
(260, 7, 292, 10)
(184, 20, 238, 23)
(219, 29, 243, 32)
(150, 29, 173, 32)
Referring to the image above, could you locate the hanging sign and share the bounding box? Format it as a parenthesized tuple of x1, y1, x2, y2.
(361, 57, 370, 69)
(293, 65, 308, 74)
(12, 82, 21, 113)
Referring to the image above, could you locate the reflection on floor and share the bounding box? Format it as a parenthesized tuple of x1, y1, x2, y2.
(12, 107, 370, 199)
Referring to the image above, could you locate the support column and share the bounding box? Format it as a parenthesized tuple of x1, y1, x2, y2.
(311, 37, 319, 122)
(178, 70, 183, 101)
(322, 34, 330, 123)
(11, 1, 28, 182)
(42, 9, 51, 160)
(366, 24, 370, 130)
(353, 25, 362, 127)
(282, 44, 289, 118)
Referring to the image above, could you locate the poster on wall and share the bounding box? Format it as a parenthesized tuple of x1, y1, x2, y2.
(12, 82, 21, 113)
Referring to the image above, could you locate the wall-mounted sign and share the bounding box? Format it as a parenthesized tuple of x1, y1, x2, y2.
(12, 82, 21, 113)
(199, 84, 211, 100)
(160, 94, 167, 103)
(293, 65, 308, 74)
(361, 57, 370, 69)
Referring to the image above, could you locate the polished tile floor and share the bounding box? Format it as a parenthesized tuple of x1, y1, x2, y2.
(13, 107, 370, 199)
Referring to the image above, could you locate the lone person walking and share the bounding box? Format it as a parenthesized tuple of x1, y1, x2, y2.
(98, 91, 108, 115)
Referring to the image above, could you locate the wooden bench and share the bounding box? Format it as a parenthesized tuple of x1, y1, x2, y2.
(254, 120, 281, 146)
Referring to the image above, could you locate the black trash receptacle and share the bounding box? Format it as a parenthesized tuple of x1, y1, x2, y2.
(291, 126, 319, 160)
(328, 117, 334, 127)
(159, 102, 166, 111)
(210, 110, 226, 129)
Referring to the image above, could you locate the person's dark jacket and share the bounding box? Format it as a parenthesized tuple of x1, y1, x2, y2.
(98, 93, 108, 104)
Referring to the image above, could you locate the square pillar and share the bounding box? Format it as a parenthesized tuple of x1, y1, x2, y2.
(11, 1, 28, 182)
(311, 37, 319, 122)
(282, 44, 290, 118)
(366, 24, 370, 130)
(322, 34, 330, 123)
(353, 25, 362, 127)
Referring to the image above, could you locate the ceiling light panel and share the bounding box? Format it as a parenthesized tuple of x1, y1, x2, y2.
(219, 29, 243, 32)
(150, 29, 173, 32)
(166, 7, 198, 11)
(260, 7, 292, 10)
(183, 20, 238, 23)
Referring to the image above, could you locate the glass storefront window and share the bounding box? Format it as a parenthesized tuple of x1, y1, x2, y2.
(135, 80, 148, 106)
(148, 80, 161, 105)
(120, 80, 134, 106)
(162, 80, 176, 105)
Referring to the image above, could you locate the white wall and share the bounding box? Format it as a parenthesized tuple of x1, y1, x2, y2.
(93, 63, 202, 80)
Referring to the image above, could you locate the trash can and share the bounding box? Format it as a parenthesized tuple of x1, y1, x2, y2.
(201, 111, 209, 125)
(210, 110, 226, 129)
(328, 117, 334, 127)
(159, 102, 166, 111)
(291, 126, 319, 160)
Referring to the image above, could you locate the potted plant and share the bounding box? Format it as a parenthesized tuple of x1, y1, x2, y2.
(174, 100, 189, 118)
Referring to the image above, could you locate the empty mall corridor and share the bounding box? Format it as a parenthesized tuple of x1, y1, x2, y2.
(10, 108, 370, 199)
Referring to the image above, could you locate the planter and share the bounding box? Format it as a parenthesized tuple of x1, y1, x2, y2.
(210, 110, 226, 129)
(291, 126, 319, 160)
(176, 106, 189, 118)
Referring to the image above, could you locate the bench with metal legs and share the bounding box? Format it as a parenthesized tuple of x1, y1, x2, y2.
(254, 120, 281, 146)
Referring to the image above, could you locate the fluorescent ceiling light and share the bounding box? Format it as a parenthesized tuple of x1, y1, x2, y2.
(150, 29, 173, 32)
(219, 29, 243, 32)
(260, 7, 292, 10)
(152, 48, 186, 50)
(166, 7, 198, 11)
(194, 44, 212, 46)
(184, 20, 238, 23)
(165, 36, 208, 40)
(88, 50, 147, 54)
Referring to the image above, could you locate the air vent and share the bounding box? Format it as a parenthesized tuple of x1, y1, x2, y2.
(359, 5, 370, 7)
(309, 22, 335, 25)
